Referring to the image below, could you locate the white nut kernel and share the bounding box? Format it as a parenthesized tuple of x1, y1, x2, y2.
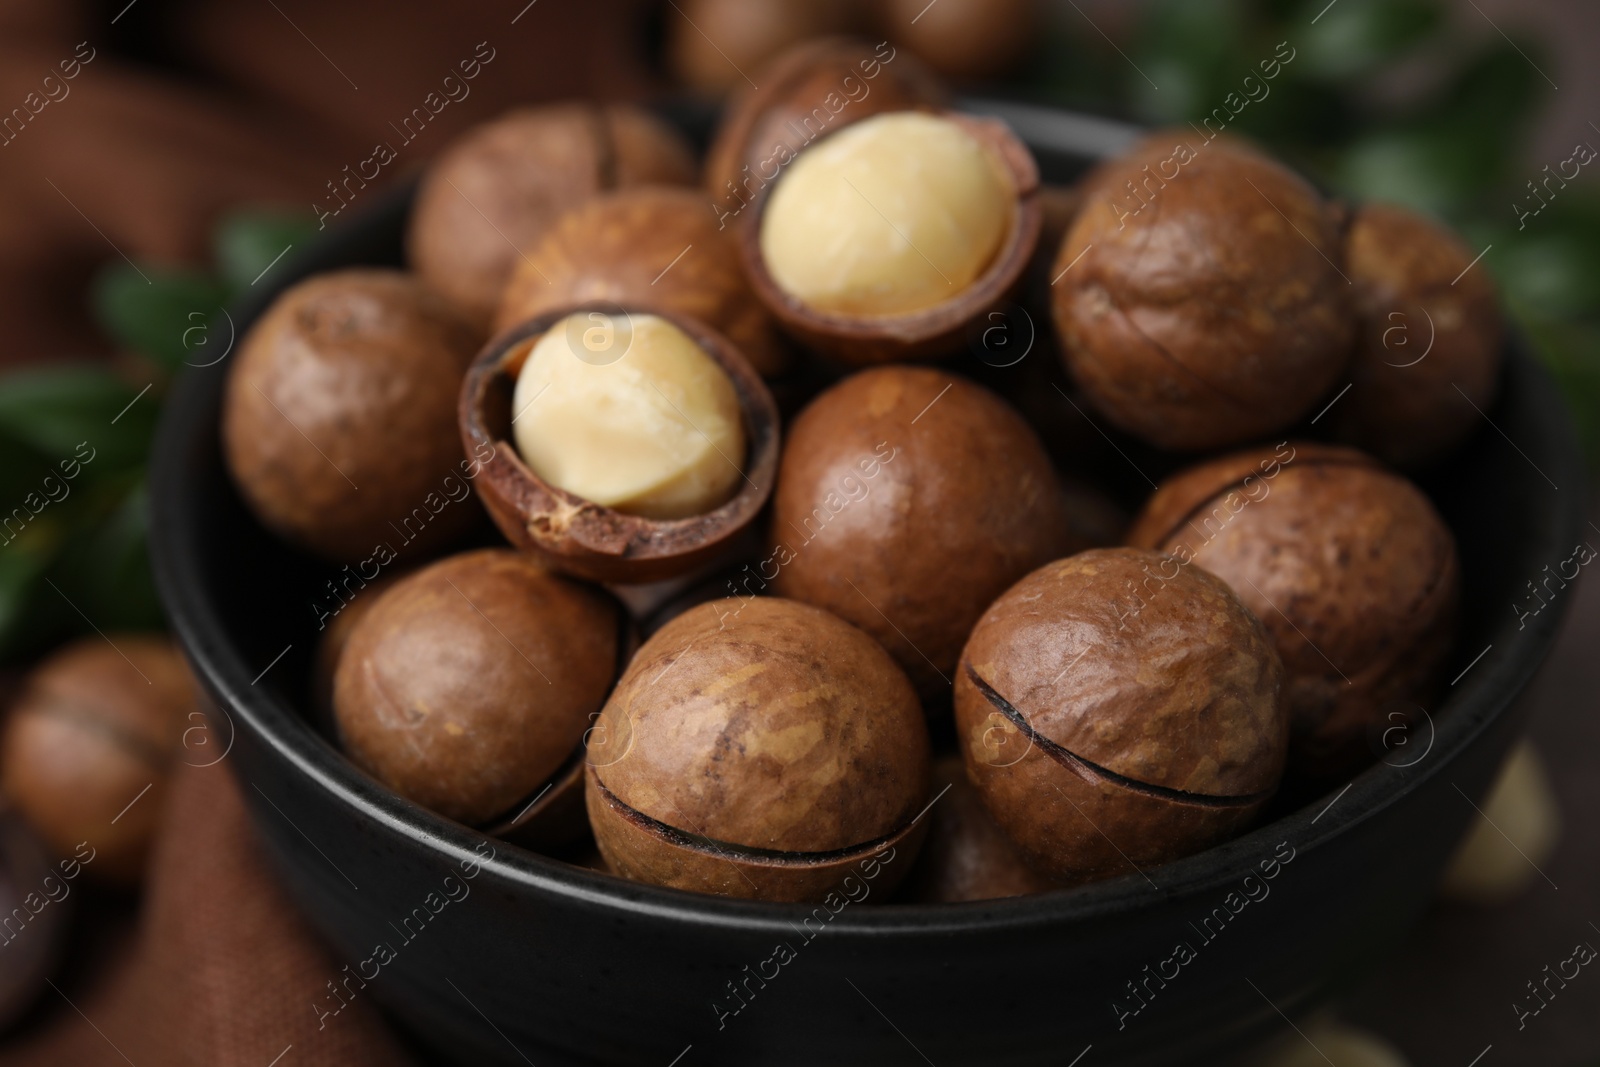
(1439, 739, 1561, 905)
(511, 312, 746, 520)
(760, 111, 1012, 318)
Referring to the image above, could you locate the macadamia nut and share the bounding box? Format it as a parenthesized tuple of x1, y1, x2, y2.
(511, 312, 746, 520)
(1439, 740, 1560, 905)
(1243, 1018, 1410, 1067)
(760, 111, 1011, 316)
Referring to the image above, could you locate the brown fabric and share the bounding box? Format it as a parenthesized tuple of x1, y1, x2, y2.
(0, 0, 660, 367)
(0, 759, 415, 1067)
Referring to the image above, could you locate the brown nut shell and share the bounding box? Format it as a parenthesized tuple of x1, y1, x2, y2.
(1, 636, 197, 885)
(409, 104, 696, 324)
(222, 269, 484, 563)
(705, 37, 946, 218)
(1052, 132, 1352, 451)
(740, 110, 1041, 366)
(668, 0, 860, 94)
(770, 367, 1078, 701)
(955, 548, 1286, 885)
(903, 755, 1057, 903)
(460, 305, 780, 584)
(311, 570, 406, 730)
(494, 186, 788, 377)
(585, 597, 931, 901)
(332, 549, 626, 834)
(879, 0, 1036, 82)
(1332, 202, 1504, 468)
(1126, 442, 1460, 779)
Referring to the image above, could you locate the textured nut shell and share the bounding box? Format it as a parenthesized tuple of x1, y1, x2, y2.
(771, 367, 1077, 700)
(222, 269, 483, 562)
(590, 598, 929, 850)
(669, 0, 859, 94)
(461, 305, 780, 584)
(1052, 132, 1352, 450)
(333, 549, 623, 827)
(740, 111, 1042, 366)
(409, 104, 695, 323)
(1126, 442, 1459, 778)
(705, 37, 946, 212)
(903, 756, 1056, 903)
(0, 636, 195, 884)
(1333, 203, 1504, 468)
(586, 774, 927, 902)
(955, 548, 1285, 884)
(494, 186, 787, 377)
(880, 0, 1035, 82)
(311, 571, 405, 729)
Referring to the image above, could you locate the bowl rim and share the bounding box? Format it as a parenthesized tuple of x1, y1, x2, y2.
(150, 98, 1590, 939)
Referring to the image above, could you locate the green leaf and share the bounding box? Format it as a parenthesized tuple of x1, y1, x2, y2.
(1516, 312, 1600, 467)
(1334, 126, 1492, 212)
(92, 264, 232, 372)
(0, 367, 157, 473)
(48, 479, 163, 634)
(214, 208, 319, 291)
(1294, 0, 1442, 81)
(1130, 0, 1252, 123)
(1495, 229, 1600, 320)
(0, 520, 65, 661)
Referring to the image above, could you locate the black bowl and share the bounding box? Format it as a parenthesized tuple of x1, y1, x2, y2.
(150, 101, 1587, 1067)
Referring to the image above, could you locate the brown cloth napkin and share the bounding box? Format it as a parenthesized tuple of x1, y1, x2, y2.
(0, 0, 658, 368)
(0, 759, 415, 1067)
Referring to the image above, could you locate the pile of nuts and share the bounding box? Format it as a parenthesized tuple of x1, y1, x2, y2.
(216, 37, 1498, 904)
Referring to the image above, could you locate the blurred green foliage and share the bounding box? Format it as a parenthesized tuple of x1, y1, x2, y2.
(1030, 0, 1600, 455)
(0, 208, 317, 663)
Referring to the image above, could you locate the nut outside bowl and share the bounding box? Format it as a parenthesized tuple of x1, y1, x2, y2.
(738, 110, 1043, 366)
(459, 304, 780, 585)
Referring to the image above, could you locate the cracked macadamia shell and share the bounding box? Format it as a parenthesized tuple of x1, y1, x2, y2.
(333, 549, 625, 832)
(742, 109, 1041, 365)
(770, 366, 1077, 701)
(460, 305, 780, 585)
(1, 636, 197, 885)
(222, 269, 483, 563)
(1332, 202, 1504, 468)
(409, 104, 696, 323)
(509, 312, 747, 520)
(759, 111, 1015, 317)
(494, 186, 787, 377)
(704, 37, 946, 220)
(1126, 442, 1459, 779)
(1051, 132, 1352, 451)
(585, 597, 931, 902)
(955, 548, 1287, 885)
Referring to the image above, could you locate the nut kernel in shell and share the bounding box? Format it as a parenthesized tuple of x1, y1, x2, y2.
(760, 111, 1012, 317)
(511, 313, 746, 520)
